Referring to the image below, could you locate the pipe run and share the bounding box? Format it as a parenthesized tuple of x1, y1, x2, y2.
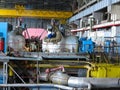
(68, 77, 91, 90)
(39, 71, 120, 89)
(68, 77, 120, 88)
(39, 71, 92, 90)
(0, 84, 74, 90)
(71, 20, 120, 32)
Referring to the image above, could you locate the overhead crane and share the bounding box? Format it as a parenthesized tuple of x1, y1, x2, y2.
(0, 8, 73, 19)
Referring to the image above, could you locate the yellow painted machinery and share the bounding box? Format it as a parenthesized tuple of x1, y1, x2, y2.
(38, 60, 120, 89)
(89, 63, 120, 78)
(35, 61, 120, 78)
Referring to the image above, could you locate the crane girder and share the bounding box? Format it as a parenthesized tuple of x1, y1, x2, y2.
(0, 9, 73, 19)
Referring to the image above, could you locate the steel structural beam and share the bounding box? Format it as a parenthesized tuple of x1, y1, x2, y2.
(0, 9, 73, 19)
(69, 0, 120, 22)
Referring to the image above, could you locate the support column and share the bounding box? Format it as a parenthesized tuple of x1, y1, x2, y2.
(3, 61, 8, 84)
(3, 61, 8, 90)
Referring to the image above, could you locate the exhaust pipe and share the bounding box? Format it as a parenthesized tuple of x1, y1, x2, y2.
(39, 71, 120, 89)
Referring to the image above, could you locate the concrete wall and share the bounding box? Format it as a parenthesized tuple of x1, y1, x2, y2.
(93, 12, 104, 24)
(111, 4, 120, 21)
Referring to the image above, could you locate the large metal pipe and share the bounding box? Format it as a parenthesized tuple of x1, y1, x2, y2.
(40, 72, 120, 89)
(49, 71, 69, 85)
(39, 71, 69, 85)
(68, 77, 91, 89)
(68, 77, 120, 88)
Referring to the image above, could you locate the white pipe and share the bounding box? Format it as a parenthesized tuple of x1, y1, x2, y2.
(68, 77, 120, 88)
(0, 84, 74, 90)
(39, 72, 120, 89)
(68, 77, 92, 90)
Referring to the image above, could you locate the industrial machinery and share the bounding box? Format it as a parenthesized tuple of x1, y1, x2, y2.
(0, 21, 120, 90)
(8, 28, 25, 52)
(42, 24, 79, 53)
(79, 37, 95, 53)
(39, 62, 120, 89)
(0, 22, 12, 53)
(104, 40, 111, 53)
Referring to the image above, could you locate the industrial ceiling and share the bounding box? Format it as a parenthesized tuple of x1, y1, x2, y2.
(0, 0, 97, 18)
(0, 0, 73, 11)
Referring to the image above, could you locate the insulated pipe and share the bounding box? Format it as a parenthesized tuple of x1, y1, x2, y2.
(68, 77, 120, 88)
(40, 72, 120, 89)
(40, 71, 91, 89)
(68, 77, 91, 89)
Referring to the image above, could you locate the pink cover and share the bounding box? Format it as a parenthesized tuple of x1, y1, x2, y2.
(22, 28, 47, 40)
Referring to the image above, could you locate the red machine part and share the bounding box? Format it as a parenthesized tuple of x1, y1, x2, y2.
(0, 37, 4, 51)
(45, 66, 65, 73)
